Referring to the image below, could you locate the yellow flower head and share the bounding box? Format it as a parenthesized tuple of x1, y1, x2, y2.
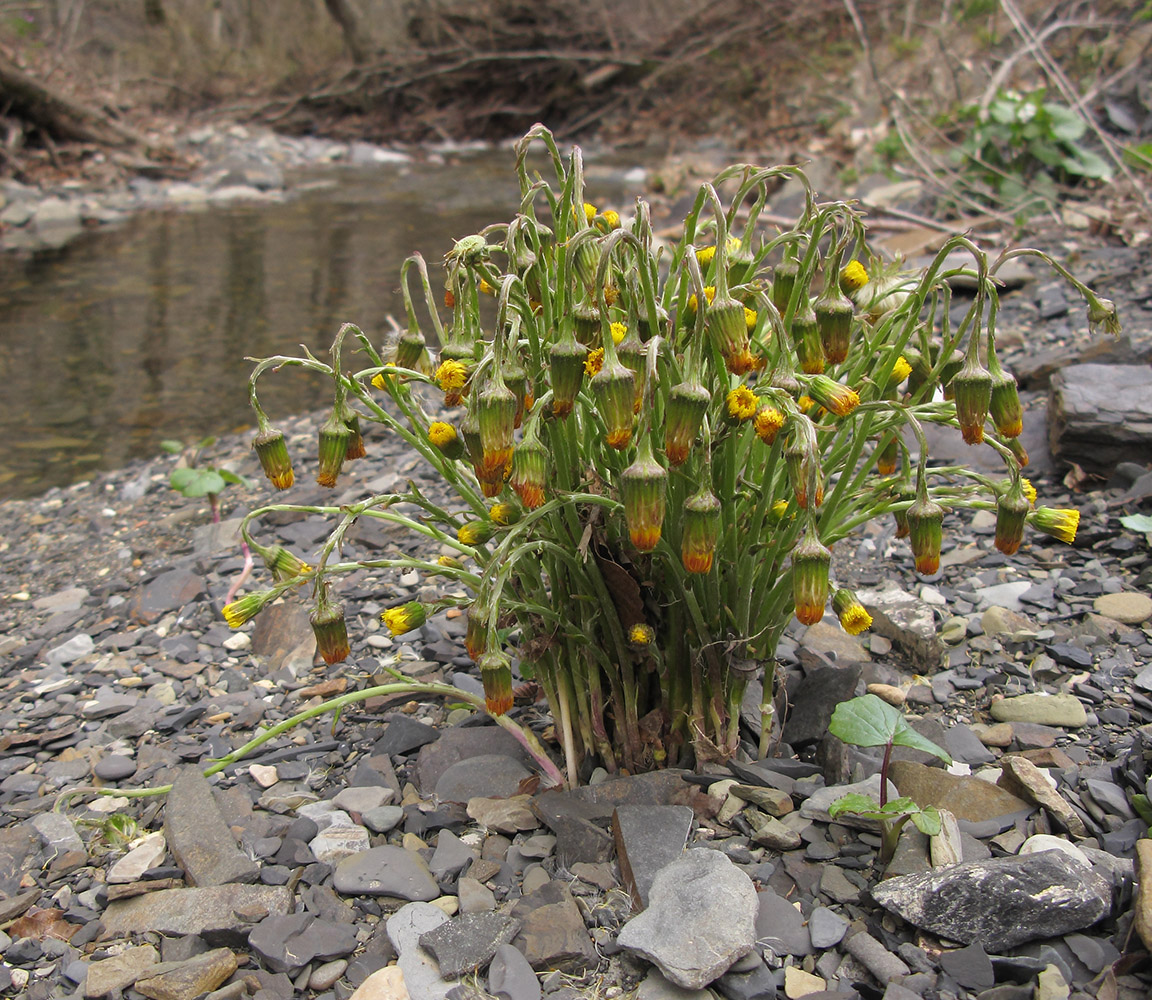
(222, 592, 271, 629)
(628, 623, 655, 647)
(435, 359, 469, 393)
(600, 209, 620, 229)
(1021, 477, 1037, 505)
(744, 307, 758, 331)
(437, 555, 465, 570)
(833, 588, 873, 635)
(584, 347, 605, 377)
(696, 245, 717, 266)
(754, 406, 785, 444)
(686, 286, 717, 313)
(610, 322, 628, 345)
(892, 356, 913, 384)
(807, 374, 860, 418)
(489, 502, 521, 526)
(371, 372, 387, 391)
(584, 202, 597, 224)
(428, 421, 458, 448)
(770, 498, 791, 523)
(726, 386, 758, 421)
(841, 259, 870, 292)
(381, 601, 427, 637)
(478, 278, 496, 297)
(1029, 506, 1079, 545)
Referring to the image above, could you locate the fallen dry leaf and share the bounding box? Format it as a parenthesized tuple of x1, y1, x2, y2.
(9, 906, 79, 942)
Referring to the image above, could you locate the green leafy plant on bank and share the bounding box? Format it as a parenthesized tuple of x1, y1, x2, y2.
(827, 693, 952, 862)
(220, 124, 1117, 789)
(161, 436, 251, 523)
(949, 89, 1113, 212)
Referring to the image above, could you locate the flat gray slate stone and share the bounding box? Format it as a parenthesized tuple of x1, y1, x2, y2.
(419, 911, 521, 979)
(612, 804, 693, 909)
(434, 753, 532, 803)
(332, 845, 440, 900)
(616, 848, 757, 990)
(100, 885, 293, 942)
(871, 849, 1111, 949)
(164, 767, 260, 887)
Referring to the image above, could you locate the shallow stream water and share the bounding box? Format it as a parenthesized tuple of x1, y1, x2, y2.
(0, 151, 641, 499)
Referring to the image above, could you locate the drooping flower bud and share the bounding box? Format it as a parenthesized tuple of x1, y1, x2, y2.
(637, 301, 669, 342)
(771, 258, 800, 315)
(786, 422, 823, 509)
(252, 427, 294, 490)
(815, 278, 855, 365)
(620, 435, 667, 552)
(664, 380, 711, 466)
(549, 334, 587, 418)
(465, 607, 487, 661)
(341, 407, 367, 461)
(792, 524, 831, 625)
(591, 359, 635, 450)
(1086, 294, 1121, 337)
(950, 352, 993, 445)
(806, 375, 860, 417)
(395, 329, 426, 370)
(479, 650, 513, 716)
(906, 492, 946, 575)
(262, 546, 312, 583)
(832, 588, 872, 635)
(310, 599, 350, 666)
(875, 436, 899, 476)
(791, 304, 825, 375)
(681, 487, 721, 574)
(707, 293, 751, 370)
(475, 375, 517, 480)
(510, 436, 549, 509)
(316, 409, 351, 488)
(727, 243, 756, 287)
(1007, 436, 1030, 468)
(988, 353, 1023, 439)
(939, 349, 965, 400)
(503, 358, 530, 430)
(616, 326, 647, 414)
(1028, 506, 1080, 545)
(381, 601, 428, 637)
(995, 478, 1031, 555)
(573, 300, 601, 346)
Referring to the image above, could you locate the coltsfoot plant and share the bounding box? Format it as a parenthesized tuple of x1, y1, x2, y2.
(228, 124, 1118, 787)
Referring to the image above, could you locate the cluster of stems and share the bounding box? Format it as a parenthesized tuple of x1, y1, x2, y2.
(230, 125, 1117, 787)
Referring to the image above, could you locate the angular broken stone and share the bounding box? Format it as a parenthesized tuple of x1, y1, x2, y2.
(871, 850, 1110, 948)
(612, 804, 693, 910)
(889, 760, 1033, 823)
(163, 768, 259, 887)
(83, 944, 159, 998)
(996, 756, 1088, 839)
(857, 580, 943, 669)
(616, 849, 757, 989)
(134, 948, 237, 1000)
(100, 885, 293, 943)
(419, 911, 521, 979)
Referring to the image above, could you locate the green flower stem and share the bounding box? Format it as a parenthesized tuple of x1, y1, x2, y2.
(58, 681, 564, 809)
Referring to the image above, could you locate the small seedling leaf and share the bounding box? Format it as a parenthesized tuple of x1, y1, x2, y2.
(170, 467, 226, 498)
(910, 805, 943, 837)
(829, 694, 952, 764)
(160, 440, 185, 454)
(1120, 514, 1152, 533)
(828, 793, 879, 819)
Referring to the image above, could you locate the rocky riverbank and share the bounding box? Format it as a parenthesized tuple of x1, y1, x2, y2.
(2, 363, 1152, 1000)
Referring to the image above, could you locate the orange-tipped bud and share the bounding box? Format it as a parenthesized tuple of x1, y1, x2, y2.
(681, 488, 721, 574)
(906, 493, 946, 575)
(591, 360, 635, 450)
(252, 427, 294, 491)
(342, 409, 367, 461)
(995, 479, 1031, 555)
(989, 365, 1023, 439)
(664, 380, 711, 466)
(510, 438, 549, 509)
(465, 607, 487, 661)
(621, 438, 667, 552)
(792, 526, 831, 625)
(475, 377, 517, 480)
(875, 436, 899, 476)
(480, 650, 513, 716)
(550, 336, 587, 418)
(396, 329, 426, 371)
(310, 602, 350, 665)
(806, 375, 860, 418)
(771, 259, 800, 315)
(950, 354, 993, 445)
(316, 410, 350, 488)
(816, 278, 854, 365)
(792, 304, 825, 375)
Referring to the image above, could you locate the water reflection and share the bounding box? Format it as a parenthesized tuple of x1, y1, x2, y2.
(0, 154, 639, 498)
